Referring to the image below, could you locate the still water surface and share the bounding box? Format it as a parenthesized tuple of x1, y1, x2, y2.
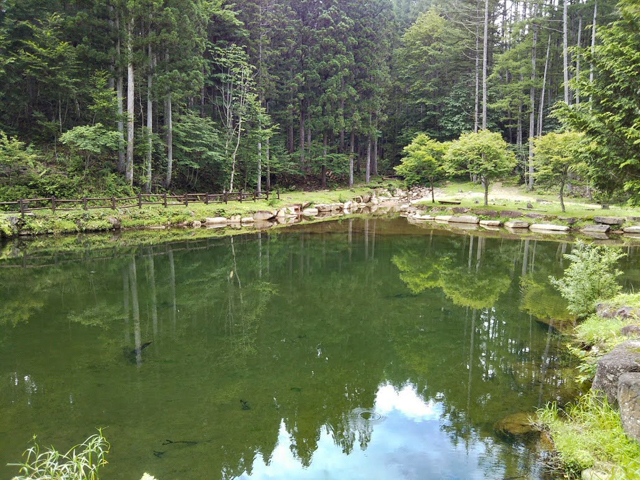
(1, 219, 639, 479)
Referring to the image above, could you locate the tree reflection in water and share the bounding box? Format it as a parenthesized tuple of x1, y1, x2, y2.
(1, 219, 638, 479)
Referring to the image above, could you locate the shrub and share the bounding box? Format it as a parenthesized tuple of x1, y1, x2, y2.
(550, 241, 625, 318)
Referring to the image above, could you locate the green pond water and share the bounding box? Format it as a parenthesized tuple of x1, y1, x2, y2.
(2, 218, 640, 479)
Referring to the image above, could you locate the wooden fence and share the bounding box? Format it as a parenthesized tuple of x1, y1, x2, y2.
(0, 189, 280, 217)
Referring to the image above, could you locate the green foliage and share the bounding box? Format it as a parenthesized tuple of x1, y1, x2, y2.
(550, 241, 625, 318)
(394, 134, 446, 193)
(60, 124, 121, 158)
(538, 392, 640, 477)
(9, 430, 110, 480)
(533, 131, 588, 212)
(0, 131, 40, 187)
(556, 0, 640, 203)
(444, 130, 517, 205)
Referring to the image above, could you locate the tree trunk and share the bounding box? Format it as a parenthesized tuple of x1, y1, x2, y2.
(299, 109, 305, 165)
(126, 16, 135, 185)
(373, 134, 378, 177)
(145, 46, 153, 193)
(321, 133, 327, 189)
(164, 92, 173, 188)
(349, 130, 354, 188)
(257, 121, 262, 193)
(560, 178, 566, 212)
(266, 137, 271, 191)
(590, 0, 597, 105)
(483, 178, 489, 206)
(474, 16, 480, 132)
(366, 135, 371, 184)
(563, 0, 570, 105)
(538, 33, 552, 137)
(430, 178, 435, 203)
(482, 0, 490, 129)
(528, 24, 538, 190)
(116, 12, 125, 174)
(576, 15, 583, 105)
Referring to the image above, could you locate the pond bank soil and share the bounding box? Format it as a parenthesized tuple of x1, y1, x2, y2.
(5, 184, 640, 240)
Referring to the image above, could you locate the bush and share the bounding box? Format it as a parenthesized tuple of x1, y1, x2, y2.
(550, 241, 625, 318)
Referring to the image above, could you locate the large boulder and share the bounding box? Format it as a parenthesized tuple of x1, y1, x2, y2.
(618, 372, 640, 441)
(253, 210, 276, 221)
(621, 325, 640, 337)
(494, 412, 540, 441)
(594, 216, 625, 226)
(592, 340, 640, 405)
(302, 208, 319, 217)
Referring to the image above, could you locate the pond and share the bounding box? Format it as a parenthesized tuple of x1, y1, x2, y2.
(1, 218, 639, 479)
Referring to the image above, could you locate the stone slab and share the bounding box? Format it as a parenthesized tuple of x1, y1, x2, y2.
(253, 211, 276, 221)
(594, 216, 625, 226)
(582, 224, 611, 233)
(624, 226, 640, 234)
(205, 217, 228, 225)
(505, 221, 530, 229)
(448, 215, 480, 224)
(435, 215, 452, 222)
(529, 224, 570, 233)
(480, 220, 502, 227)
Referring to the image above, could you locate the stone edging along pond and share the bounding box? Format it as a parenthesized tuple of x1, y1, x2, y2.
(4, 186, 640, 241)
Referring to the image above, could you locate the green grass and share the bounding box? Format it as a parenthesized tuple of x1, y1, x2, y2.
(604, 293, 640, 310)
(538, 392, 640, 478)
(0, 183, 397, 238)
(430, 180, 640, 220)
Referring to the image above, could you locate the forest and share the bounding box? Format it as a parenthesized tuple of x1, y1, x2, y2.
(0, 0, 638, 204)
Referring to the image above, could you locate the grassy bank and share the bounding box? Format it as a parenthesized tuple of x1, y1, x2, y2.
(425, 180, 640, 226)
(538, 293, 640, 478)
(0, 183, 391, 238)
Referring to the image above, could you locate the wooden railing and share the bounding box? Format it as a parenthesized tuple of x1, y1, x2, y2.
(0, 189, 280, 217)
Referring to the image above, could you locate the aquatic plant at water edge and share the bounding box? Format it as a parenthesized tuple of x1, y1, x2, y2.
(550, 241, 625, 318)
(538, 392, 640, 478)
(9, 430, 110, 479)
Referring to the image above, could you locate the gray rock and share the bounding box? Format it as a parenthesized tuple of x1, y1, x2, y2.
(502, 210, 524, 218)
(596, 304, 640, 320)
(474, 209, 499, 217)
(205, 217, 228, 225)
(529, 223, 570, 233)
(452, 207, 470, 214)
(302, 208, 319, 217)
(624, 226, 640, 234)
(618, 372, 640, 441)
(594, 216, 625, 226)
(253, 211, 276, 221)
(480, 220, 502, 227)
(192, 220, 202, 228)
(448, 215, 479, 224)
(505, 221, 530, 229)
(592, 340, 640, 406)
(621, 325, 640, 337)
(582, 224, 611, 233)
(525, 212, 546, 219)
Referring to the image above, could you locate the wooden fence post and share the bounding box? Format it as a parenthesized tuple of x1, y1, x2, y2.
(239, 189, 243, 203)
(19, 199, 25, 218)
(253, 191, 256, 202)
(266, 190, 270, 201)
(51, 196, 56, 213)
(111, 196, 117, 209)
(223, 190, 228, 204)
(184, 194, 189, 207)
(163, 193, 167, 208)
(277, 188, 280, 200)
(138, 192, 143, 209)
(205, 193, 209, 205)
(83, 197, 88, 210)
